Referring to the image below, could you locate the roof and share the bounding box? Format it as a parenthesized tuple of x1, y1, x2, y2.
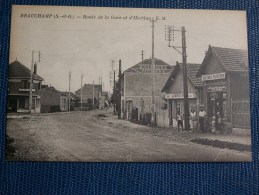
(9, 60, 44, 80)
(42, 86, 61, 94)
(161, 62, 202, 92)
(197, 45, 248, 76)
(75, 84, 102, 94)
(124, 58, 173, 73)
(61, 92, 79, 100)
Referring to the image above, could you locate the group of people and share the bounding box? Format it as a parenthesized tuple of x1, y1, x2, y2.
(177, 107, 207, 132)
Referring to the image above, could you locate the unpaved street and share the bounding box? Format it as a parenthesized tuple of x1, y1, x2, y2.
(6, 110, 251, 162)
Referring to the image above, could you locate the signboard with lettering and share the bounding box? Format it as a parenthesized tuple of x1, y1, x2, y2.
(202, 72, 225, 81)
(207, 86, 226, 92)
(165, 93, 197, 99)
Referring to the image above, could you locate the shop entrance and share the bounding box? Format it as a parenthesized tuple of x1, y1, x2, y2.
(207, 92, 226, 131)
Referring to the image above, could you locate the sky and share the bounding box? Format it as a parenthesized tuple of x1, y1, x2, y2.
(9, 5, 248, 92)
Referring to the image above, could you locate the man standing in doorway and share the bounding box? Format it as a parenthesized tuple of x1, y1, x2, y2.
(199, 106, 206, 132)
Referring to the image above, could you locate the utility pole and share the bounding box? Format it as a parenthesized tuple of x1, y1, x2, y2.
(100, 76, 102, 109)
(118, 59, 122, 119)
(151, 18, 156, 126)
(141, 50, 144, 61)
(69, 71, 71, 111)
(29, 50, 34, 114)
(100, 76, 102, 91)
(113, 70, 116, 115)
(93, 80, 95, 109)
(181, 26, 190, 131)
(165, 25, 189, 130)
(80, 74, 83, 111)
(29, 50, 40, 114)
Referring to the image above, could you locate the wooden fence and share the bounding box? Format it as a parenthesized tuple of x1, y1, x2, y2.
(231, 99, 250, 129)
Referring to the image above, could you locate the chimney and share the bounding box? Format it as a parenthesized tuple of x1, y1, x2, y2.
(34, 63, 37, 74)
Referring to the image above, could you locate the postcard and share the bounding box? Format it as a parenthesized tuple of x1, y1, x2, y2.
(6, 5, 251, 162)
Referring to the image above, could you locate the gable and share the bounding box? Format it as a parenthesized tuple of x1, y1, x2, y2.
(203, 54, 225, 75)
(167, 70, 197, 94)
(124, 59, 173, 74)
(197, 46, 248, 77)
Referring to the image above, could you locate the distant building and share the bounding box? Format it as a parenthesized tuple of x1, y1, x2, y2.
(161, 62, 202, 127)
(41, 85, 68, 113)
(120, 58, 173, 125)
(8, 60, 43, 113)
(197, 45, 250, 133)
(61, 92, 80, 109)
(75, 84, 102, 108)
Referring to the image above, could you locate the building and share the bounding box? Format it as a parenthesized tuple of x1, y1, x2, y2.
(120, 58, 173, 125)
(41, 85, 68, 113)
(75, 84, 102, 109)
(7, 60, 43, 113)
(197, 45, 250, 134)
(161, 62, 202, 127)
(61, 92, 80, 110)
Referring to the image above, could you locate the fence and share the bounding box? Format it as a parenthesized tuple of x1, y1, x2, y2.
(231, 99, 250, 129)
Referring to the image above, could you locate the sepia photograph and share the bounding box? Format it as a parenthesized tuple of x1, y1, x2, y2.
(6, 5, 251, 162)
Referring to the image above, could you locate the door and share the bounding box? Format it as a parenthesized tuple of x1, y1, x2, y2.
(208, 92, 223, 130)
(8, 96, 17, 112)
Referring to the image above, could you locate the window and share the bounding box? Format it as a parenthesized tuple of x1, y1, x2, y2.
(19, 97, 26, 108)
(22, 80, 29, 89)
(32, 98, 36, 109)
(38, 82, 41, 90)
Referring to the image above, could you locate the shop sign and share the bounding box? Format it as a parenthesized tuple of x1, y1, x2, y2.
(202, 72, 225, 81)
(165, 93, 196, 99)
(207, 86, 226, 92)
(210, 92, 219, 99)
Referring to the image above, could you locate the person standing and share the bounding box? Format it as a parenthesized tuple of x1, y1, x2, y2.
(177, 111, 183, 132)
(190, 108, 197, 132)
(140, 97, 145, 124)
(198, 107, 206, 132)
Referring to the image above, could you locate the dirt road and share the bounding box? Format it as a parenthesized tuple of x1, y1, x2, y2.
(6, 110, 251, 162)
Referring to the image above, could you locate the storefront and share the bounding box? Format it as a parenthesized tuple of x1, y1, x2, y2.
(197, 45, 250, 134)
(161, 63, 203, 128)
(202, 73, 228, 131)
(166, 93, 199, 127)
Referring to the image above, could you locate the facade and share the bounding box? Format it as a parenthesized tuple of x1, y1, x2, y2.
(61, 92, 80, 110)
(161, 62, 203, 127)
(8, 60, 43, 113)
(41, 85, 68, 113)
(121, 58, 173, 125)
(197, 45, 250, 133)
(75, 84, 102, 108)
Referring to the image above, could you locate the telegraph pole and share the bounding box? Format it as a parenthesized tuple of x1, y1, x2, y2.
(29, 50, 40, 114)
(69, 71, 71, 111)
(118, 59, 122, 119)
(29, 50, 34, 114)
(80, 74, 83, 111)
(151, 18, 156, 125)
(181, 26, 190, 131)
(141, 50, 144, 61)
(165, 25, 189, 130)
(113, 70, 116, 115)
(93, 80, 95, 109)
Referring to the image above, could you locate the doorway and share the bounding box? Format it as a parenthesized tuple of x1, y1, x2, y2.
(208, 92, 224, 131)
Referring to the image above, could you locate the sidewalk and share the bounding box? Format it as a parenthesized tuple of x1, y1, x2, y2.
(96, 111, 251, 152)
